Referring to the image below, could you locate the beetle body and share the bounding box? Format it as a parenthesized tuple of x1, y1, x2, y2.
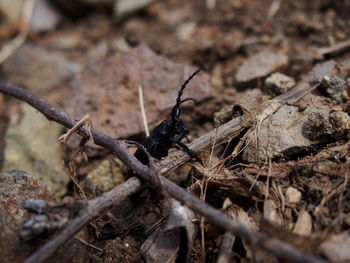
(135, 117, 187, 164)
(134, 69, 202, 165)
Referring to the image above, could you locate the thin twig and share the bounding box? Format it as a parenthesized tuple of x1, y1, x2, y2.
(59, 114, 93, 145)
(74, 236, 103, 252)
(24, 177, 142, 263)
(0, 81, 326, 263)
(318, 38, 350, 58)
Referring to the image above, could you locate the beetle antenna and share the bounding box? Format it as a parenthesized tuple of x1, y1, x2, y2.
(180, 97, 197, 105)
(171, 69, 202, 120)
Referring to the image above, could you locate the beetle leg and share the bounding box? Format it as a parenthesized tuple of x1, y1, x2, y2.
(171, 138, 201, 163)
(173, 134, 185, 143)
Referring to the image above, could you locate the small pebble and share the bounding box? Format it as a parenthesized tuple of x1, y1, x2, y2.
(285, 187, 302, 204)
(214, 106, 233, 126)
(329, 111, 350, 139)
(235, 50, 288, 87)
(293, 211, 312, 236)
(303, 111, 333, 141)
(321, 74, 347, 103)
(320, 232, 350, 262)
(265, 72, 296, 94)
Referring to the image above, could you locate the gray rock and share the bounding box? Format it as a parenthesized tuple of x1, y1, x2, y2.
(243, 104, 317, 163)
(31, 0, 62, 32)
(329, 111, 350, 139)
(4, 103, 68, 197)
(303, 111, 333, 141)
(2, 44, 80, 94)
(242, 60, 348, 164)
(306, 60, 340, 84)
(320, 232, 350, 263)
(265, 72, 296, 94)
(320, 74, 347, 103)
(235, 50, 288, 87)
(285, 187, 301, 204)
(82, 160, 124, 196)
(303, 110, 350, 141)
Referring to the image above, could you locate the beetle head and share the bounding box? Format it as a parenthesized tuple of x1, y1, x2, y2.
(165, 117, 187, 136)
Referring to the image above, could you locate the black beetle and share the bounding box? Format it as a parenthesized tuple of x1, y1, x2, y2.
(134, 69, 202, 165)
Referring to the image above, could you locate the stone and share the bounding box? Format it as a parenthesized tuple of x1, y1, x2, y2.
(265, 72, 296, 94)
(263, 198, 283, 226)
(243, 104, 323, 163)
(242, 61, 345, 164)
(329, 111, 350, 139)
(2, 44, 80, 94)
(306, 60, 341, 84)
(303, 111, 333, 141)
(177, 22, 196, 41)
(320, 74, 347, 103)
(235, 50, 288, 86)
(70, 44, 212, 139)
(285, 187, 302, 204)
(320, 232, 350, 262)
(4, 103, 68, 197)
(31, 0, 61, 32)
(293, 211, 312, 236)
(82, 160, 124, 196)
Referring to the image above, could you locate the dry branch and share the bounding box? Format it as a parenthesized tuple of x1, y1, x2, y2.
(25, 177, 141, 263)
(0, 80, 325, 263)
(318, 39, 350, 58)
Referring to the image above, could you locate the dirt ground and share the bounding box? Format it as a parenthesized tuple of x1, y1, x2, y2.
(0, 0, 350, 262)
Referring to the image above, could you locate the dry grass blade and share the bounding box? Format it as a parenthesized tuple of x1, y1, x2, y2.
(138, 85, 150, 137)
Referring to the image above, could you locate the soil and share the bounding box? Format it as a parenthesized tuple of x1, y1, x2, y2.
(0, 0, 350, 262)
